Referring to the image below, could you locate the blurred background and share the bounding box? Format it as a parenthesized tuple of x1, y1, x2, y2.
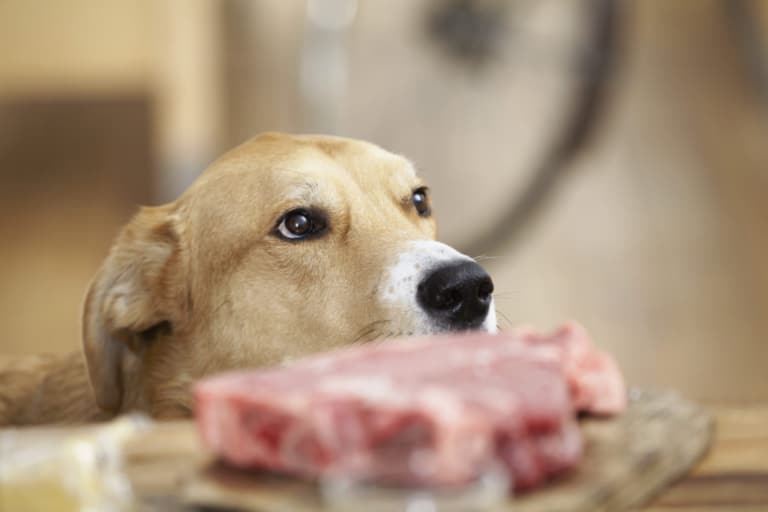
(1, 0, 767, 404)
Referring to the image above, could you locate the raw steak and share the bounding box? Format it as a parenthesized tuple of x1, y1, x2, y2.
(194, 323, 625, 490)
(514, 322, 626, 416)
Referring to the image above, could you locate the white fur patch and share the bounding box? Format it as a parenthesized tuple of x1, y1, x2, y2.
(379, 240, 496, 334)
(483, 305, 498, 334)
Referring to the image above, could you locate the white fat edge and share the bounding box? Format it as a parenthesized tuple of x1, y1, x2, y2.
(417, 387, 465, 423)
(473, 348, 496, 366)
(417, 386, 491, 476)
(317, 375, 410, 406)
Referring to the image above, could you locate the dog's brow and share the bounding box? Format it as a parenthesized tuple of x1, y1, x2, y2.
(402, 163, 418, 180)
(284, 181, 320, 203)
(303, 181, 320, 196)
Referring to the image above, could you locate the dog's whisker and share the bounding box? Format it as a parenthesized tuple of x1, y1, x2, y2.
(472, 254, 503, 262)
(491, 291, 524, 300)
(351, 329, 377, 345)
(490, 288, 521, 295)
(350, 320, 393, 344)
(366, 330, 411, 346)
(496, 309, 515, 328)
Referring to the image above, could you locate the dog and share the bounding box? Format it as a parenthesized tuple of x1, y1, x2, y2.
(0, 133, 496, 426)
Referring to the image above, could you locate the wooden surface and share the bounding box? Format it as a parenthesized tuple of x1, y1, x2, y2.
(171, 390, 712, 511)
(645, 405, 768, 511)
(4, 394, 767, 511)
(101, 395, 768, 511)
(125, 397, 768, 511)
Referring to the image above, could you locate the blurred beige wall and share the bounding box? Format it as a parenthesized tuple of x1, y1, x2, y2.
(0, 0, 157, 359)
(0, 0, 228, 198)
(0, 0, 153, 97)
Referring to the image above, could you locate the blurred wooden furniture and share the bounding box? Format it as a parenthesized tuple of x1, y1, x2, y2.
(123, 403, 768, 510)
(8, 394, 767, 511)
(645, 405, 768, 511)
(0, 97, 153, 357)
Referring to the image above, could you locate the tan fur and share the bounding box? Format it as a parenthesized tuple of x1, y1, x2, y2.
(0, 133, 438, 425)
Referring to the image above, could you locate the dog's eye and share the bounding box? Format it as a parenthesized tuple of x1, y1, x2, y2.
(412, 187, 430, 217)
(276, 209, 326, 240)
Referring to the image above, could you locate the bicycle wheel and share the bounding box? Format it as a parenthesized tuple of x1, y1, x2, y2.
(340, 0, 620, 253)
(727, 0, 768, 107)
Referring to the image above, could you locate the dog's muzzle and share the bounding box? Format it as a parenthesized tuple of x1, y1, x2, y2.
(379, 240, 497, 335)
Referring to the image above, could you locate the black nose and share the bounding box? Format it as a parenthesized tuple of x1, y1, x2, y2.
(417, 260, 494, 330)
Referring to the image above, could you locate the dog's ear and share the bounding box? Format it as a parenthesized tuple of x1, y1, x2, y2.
(82, 205, 182, 413)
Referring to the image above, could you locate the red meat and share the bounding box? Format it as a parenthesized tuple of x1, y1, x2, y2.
(194, 323, 624, 490)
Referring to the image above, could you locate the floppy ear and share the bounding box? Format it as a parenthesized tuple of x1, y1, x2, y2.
(82, 205, 182, 413)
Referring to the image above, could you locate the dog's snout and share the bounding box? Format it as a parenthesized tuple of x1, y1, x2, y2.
(417, 261, 494, 330)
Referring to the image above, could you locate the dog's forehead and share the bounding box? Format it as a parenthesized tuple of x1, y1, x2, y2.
(289, 142, 418, 193)
(206, 133, 419, 195)
(181, 134, 423, 234)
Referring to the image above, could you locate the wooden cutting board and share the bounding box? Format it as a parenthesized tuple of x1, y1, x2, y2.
(124, 389, 713, 511)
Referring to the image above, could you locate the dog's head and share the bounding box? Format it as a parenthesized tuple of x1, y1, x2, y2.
(82, 133, 495, 417)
